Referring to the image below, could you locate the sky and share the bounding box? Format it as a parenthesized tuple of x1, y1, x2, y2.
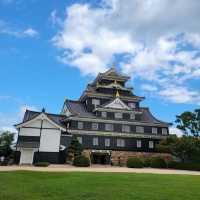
(1, 0, 200, 136)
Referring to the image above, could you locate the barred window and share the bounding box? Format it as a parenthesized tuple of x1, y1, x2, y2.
(152, 127, 158, 134)
(122, 125, 130, 133)
(78, 122, 83, 129)
(137, 140, 141, 148)
(162, 128, 168, 135)
(130, 113, 135, 120)
(117, 139, 125, 147)
(92, 123, 98, 130)
(105, 138, 110, 147)
(77, 137, 82, 144)
(105, 124, 114, 131)
(93, 137, 99, 146)
(136, 126, 144, 133)
(115, 112, 122, 119)
(149, 141, 154, 149)
(101, 111, 107, 118)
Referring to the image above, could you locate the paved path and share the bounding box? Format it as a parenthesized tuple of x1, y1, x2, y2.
(1, 165, 200, 175)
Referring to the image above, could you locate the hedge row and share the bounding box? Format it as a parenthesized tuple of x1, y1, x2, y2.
(73, 155, 90, 167)
(127, 157, 200, 171)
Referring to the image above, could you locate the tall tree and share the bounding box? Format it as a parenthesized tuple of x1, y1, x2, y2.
(0, 131, 14, 158)
(175, 109, 200, 137)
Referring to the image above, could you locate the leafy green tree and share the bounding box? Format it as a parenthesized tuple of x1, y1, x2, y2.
(176, 109, 200, 137)
(0, 131, 14, 158)
(66, 136, 83, 162)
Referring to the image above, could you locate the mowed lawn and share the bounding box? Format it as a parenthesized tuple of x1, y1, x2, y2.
(1, 171, 200, 200)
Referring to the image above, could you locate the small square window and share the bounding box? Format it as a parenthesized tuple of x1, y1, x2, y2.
(92, 123, 98, 130)
(115, 112, 122, 119)
(78, 122, 83, 129)
(93, 137, 99, 146)
(117, 139, 125, 147)
(130, 113, 135, 120)
(152, 127, 158, 134)
(77, 137, 82, 144)
(101, 112, 107, 118)
(162, 128, 168, 135)
(122, 125, 130, 133)
(105, 138, 110, 147)
(137, 140, 141, 148)
(149, 141, 154, 149)
(105, 124, 114, 131)
(136, 126, 144, 133)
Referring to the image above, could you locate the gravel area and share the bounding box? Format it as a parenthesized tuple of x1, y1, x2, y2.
(1, 165, 200, 175)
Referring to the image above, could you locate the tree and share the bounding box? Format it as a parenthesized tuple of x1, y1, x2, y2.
(66, 136, 83, 162)
(0, 131, 14, 158)
(175, 109, 200, 137)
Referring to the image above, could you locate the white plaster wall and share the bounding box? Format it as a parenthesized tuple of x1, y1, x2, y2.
(19, 127, 40, 136)
(39, 129, 61, 152)
(42, 119, 57, 129)
(20, 148, 35, 164)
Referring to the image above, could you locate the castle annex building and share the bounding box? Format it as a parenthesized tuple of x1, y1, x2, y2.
(15, 66, 170, 165)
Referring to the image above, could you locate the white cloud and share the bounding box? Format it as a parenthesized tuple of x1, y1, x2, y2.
(169, 127, 183, 137)
(52, 0, 200, 105)
(23, 28, 38, 37)
(141, 84, 158, 92)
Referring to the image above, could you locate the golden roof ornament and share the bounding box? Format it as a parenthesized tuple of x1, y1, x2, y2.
(115, 90, 120, 98)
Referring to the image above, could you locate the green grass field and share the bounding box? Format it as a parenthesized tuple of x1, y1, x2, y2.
(0, 171, 200, 200)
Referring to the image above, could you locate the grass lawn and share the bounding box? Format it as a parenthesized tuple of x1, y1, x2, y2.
(0, 171, 200, 200)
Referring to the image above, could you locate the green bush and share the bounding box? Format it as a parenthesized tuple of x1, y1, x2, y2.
(168, 161, 200, 171)
(73, 155, 90, 167)
(150, 157, 167, 168)
(143, 157, 152, 167)
(127, 157, 144, 168)
(34, 162, 49, 167)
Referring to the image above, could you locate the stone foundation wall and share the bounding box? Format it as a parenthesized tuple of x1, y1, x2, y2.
(83, 149, 171, 166)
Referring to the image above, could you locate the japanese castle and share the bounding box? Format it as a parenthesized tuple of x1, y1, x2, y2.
(15, 65, 170, 165)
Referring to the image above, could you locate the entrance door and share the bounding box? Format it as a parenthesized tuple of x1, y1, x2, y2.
(91, 153, 110, 164)
(20, 149, 34, 164)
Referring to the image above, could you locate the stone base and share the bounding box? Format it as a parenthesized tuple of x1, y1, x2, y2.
(83, 149, 171, 166)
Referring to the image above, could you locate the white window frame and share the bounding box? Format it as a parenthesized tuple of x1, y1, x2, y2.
(149, 141, 154, 149)
(162, 128, 168, 135)
(136, 140, 142, 148)
(152, 127, 158, 134)
(93, 137, 99, 146)
(115, 112, 122, 119)
(78, 122, 83, 129)
(136, 126, 144, 133)
(101, 111, 107, 118)
(92, 123, 98, 130)
(117, 139, 125, 147)
(105, 124, 114, 131)
(77, 137, 82, 144)
(122, 125, 130, 133)
(105, 138, 110, 147)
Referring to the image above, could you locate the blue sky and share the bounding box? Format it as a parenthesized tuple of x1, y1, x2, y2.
(0, 0, 200, 135)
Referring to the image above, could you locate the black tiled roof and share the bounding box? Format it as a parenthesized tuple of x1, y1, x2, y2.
(16, 141, 40, 148)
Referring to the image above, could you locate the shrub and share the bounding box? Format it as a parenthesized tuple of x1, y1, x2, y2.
(127, 157, 144, 168)
(34, 162, 49, 167)
(143, 157, 152, 167)
(150, 157, 167, 168)
(73, 155, 90, 167)
(168, 161, 200, 171)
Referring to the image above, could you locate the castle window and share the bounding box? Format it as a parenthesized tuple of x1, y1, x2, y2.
(77, 137, 82, 144)
(137, 140, 141, 148)
(105, 124, 114, 131)
(136, 126, 144, 133)
(149, 141, 154, 149)
(101, 111, 107, 118)
(117, 139, 125, 147)
(78, 122, 83, 129)
(105, 138, 110, 147)
(115, 112, 122, 119)
(93, 137, 99, 146)
(92, 99, 100, 106)
(130, 113, 135, 120)
(92, 123, 98, 130)
(162, 128, 168, 135)
(152, 127, 158, 134)
(122, 125, 130, 133)
(128, 102, 136, 109)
